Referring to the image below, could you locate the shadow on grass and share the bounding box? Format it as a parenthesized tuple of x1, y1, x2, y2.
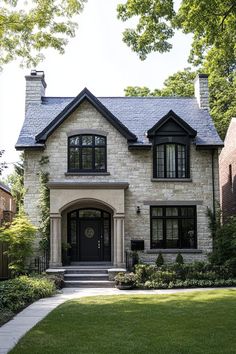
(10, 290, 236, 354)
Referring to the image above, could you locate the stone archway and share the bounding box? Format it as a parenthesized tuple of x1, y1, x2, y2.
(48, 182, 128, 268)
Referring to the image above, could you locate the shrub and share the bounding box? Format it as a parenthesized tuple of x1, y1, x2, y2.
(175, 252, 184, 264)
(156, 253, 164, 267)
(114, 272, 137, 286)
(0, 275, 56, 313)
(135, 264, 156, 284)
(209, 216, 236, 275)
(0, 213, 37, 275)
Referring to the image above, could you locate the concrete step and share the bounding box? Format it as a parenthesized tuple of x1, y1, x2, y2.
(64, 274, 109, 281)
(65, 268, 108, 274)
(64, 280, 115, 288)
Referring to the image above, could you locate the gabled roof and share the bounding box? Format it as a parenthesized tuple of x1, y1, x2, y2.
(0, 182, 11, 195)
(147, 110, 197, 137)
(35, 88, 137, 143)
(16, 90, 223, 149)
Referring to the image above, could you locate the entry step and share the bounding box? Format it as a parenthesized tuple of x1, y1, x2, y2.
(64, 280, 115, 288)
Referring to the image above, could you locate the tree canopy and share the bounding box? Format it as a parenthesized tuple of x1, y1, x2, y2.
(0, 0, 86, 67)
(117, 0, 236, 67)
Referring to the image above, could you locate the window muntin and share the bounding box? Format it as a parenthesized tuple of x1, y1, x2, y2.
(155, 143, 188, 178)
(151, 206, 196, 249)
(68, 134, 106, 172)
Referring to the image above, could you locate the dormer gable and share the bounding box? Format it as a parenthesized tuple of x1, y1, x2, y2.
(36, 88, 137, 144)
(147, 110, 197, 139)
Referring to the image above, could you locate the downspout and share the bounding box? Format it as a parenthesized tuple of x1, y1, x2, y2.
(211, 149, 216, 221)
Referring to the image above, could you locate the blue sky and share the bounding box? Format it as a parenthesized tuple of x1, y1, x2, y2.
(0, 0, 192, 177)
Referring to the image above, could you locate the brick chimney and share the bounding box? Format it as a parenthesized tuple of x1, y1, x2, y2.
(25, 70, 47, 111)
(194, 74, 209, 110)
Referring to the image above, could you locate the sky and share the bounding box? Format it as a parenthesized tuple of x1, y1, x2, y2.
(0, 0, 192, 178)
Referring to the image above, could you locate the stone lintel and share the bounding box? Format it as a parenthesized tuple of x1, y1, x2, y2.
(143, 200, 203, 206)
(48, 182, 129, 190)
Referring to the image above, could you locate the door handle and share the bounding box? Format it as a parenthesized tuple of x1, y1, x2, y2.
(97, 240, 101, 249)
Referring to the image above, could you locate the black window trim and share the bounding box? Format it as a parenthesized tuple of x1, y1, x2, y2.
(150, 205, 197, 249)
(68, 134, 107, 173)
(153, 142, 190, 179)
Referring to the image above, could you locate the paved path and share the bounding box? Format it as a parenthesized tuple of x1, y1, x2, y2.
(0, 287, 235, 354)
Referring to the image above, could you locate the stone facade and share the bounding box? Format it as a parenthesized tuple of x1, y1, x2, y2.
(219, 118, 236, 221)
(24, 99, 220, 265)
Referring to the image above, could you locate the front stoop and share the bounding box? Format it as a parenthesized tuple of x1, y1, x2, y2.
(46, 265, 127, 288)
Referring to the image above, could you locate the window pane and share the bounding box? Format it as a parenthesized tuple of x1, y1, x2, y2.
(180, 219, 195, 248)
(70, 211, 77, 218)
(152, 219, 163, 247)
(82, 148, 92, 169)
(166, 144, 176, 178)
(166, 219, 178, 247)
(103, 219, 110, 247)
(82, 136, 93, 146)
(95, 136, 106, 146)
(79, 209, 101, 218)
(69, 147, 80, 169)
(177, 145, 186, 178)
(156, 145, 164, 178)
(69, 136, 80, 146)
(166, 207, 178, 216)
(70, 219, 77, 245)
(152, 207, 163, 217)
(181, 207, 195, 217)
(95, 147, 105, 170)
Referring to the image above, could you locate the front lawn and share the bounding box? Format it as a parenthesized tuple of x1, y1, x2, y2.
(10, 290, 236, 354)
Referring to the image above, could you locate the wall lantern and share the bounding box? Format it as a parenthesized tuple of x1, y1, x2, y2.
(136, 206, 141, 214)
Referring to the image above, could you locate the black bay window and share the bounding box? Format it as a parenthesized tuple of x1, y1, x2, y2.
(68, 134, 106, 172)
(150, 206, 197, 249)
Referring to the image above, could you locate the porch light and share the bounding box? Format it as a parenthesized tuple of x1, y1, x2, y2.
(136, 206, 141, 214)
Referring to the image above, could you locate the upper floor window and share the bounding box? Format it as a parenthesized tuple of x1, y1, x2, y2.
(68, 134, 106, 172)
(154, 143, 188, 178)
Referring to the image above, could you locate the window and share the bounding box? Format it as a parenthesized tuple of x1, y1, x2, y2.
(150, 206, 196, 249)
(68, 134, 106, 172)
(154, 143, 188, 178)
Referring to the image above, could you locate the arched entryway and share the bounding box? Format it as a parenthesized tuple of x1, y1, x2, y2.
(68, 208, 111, 262)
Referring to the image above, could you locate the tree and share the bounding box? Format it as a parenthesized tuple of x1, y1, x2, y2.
(117, 0, 236, 66)
(0, 150, 7, 175)
(0, 213, 37, 275)
(7, 154, 25, 213)
(0, 0, 86, 67)
(125, 68, 195, 97)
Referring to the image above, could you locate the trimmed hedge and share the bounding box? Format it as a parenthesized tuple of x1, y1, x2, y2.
(0, 276, 56, 315)
(134, 262, 236, 289)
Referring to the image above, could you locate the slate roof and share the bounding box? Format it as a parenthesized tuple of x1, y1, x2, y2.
(16, 89, 223, 148)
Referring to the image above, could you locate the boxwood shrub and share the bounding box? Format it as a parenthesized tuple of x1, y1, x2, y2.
(135, 262, 236, 289)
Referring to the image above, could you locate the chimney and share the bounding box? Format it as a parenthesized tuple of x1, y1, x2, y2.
(25, 70, 47, 111)
(194, 74, 209, 110)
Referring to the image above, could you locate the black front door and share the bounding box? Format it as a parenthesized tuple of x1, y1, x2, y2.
(79, 219, 101, 261)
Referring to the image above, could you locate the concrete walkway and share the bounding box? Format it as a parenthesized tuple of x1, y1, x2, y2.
(0, 287, 235, 354)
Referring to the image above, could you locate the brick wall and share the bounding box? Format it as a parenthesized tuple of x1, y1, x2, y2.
(219, 118, 236, 222)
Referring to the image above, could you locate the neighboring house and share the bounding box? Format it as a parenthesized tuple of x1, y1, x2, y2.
(0, 182, 15, 225)
(219, 118, 236, 222)
(16, 71, 223, 268)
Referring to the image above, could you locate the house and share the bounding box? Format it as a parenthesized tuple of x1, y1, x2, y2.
(16, 71, 223, 268)
(219, 118, 236, 222)
(0, 182, 15, 225)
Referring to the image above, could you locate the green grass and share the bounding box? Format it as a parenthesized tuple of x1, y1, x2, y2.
(10, 290, 236, 354)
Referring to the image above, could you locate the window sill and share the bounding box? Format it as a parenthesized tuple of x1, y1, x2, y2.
(151, 178, 192, 182)
(65, 172, 110, 176)
(146, 249, 202, 254)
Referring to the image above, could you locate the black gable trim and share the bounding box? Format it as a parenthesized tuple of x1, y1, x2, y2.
(147, 110, 197, 138)
(36, 88, 137, 143)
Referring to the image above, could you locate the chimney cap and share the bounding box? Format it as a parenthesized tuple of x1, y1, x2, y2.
(194, 73, 209, 82)
(25, 70, 47, 88)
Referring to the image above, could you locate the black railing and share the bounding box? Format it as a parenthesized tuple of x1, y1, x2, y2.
(30, 251, 49, 274)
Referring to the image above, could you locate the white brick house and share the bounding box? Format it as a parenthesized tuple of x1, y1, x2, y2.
(16, 71, 223, 268)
